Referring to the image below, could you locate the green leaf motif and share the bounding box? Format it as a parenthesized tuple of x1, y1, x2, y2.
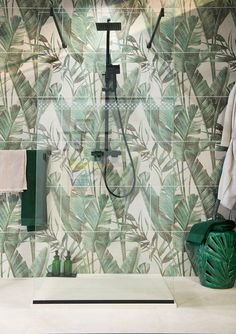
(16, 0, 50, 41)
(137, 262, 150, 273)
(175, 15, 201, 72)
(175, 105, 199, 140)
(0, 0, 231, 277)
(85, 194, 111, 230)
(8, 67, 37, 129)
(144, 6, 175, 56)
(105, 0, 142, 36)
(0, 105, 22, 143)
(95, 243, 122, 273)
(185, 63, 216, 129)
(118, 68, 140, 98)
(211, 67, 229, 97)
(0, 194, 20, 232)
(148, 96, 174, 151)
(175, 194, 200, 231)
(121, 246, 140, 273)
(4, 242, 30, 277)
(194, 2, 230, 40)
(82, 194, 112, 252)
(51, 183, 83, 243)
(52, 9, 83, 64)
(34, 68, 52, 97)
(172, 225, 185, 252)
(175, 16, 201, 52)
(140, 173, 176, 243)
(0, 16, 24, 54)
(0, 194, 21, 253)
(103, 156, 139, 219)
(31, 247, 49, 277)
(173, 105, 202, 161)
(185, 151, 216, 219)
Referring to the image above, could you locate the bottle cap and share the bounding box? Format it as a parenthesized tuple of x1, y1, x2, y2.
(54, 250, 59, 258)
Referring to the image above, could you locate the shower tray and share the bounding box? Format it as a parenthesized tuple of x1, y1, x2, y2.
(33, 274, 175, 305)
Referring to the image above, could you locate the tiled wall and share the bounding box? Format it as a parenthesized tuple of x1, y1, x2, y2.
(0, 0, 235, 277)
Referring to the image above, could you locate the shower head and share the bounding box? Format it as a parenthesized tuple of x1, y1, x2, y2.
(96, 21, 121, 31)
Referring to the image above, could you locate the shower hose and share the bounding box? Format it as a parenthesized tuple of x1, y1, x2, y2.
(103, 91, 136, 198)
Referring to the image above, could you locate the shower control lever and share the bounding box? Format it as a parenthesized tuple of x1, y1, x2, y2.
(106, 64, 120, 75)
(102, 64, 120, 92)
(91, 150, 121, 159)
(107, 150, 121, 158)
(91, 150, 104, 159)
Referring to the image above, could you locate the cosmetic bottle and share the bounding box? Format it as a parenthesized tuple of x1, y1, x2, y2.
(52, 250, 61, 276)
(64, 250, 72, 277)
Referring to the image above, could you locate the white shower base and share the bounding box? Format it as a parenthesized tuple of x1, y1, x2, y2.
(33, 274, 175, 305)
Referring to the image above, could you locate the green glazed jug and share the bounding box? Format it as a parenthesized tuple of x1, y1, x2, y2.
(197, 231, 236, 289)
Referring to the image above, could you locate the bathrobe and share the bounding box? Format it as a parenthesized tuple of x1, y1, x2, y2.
(218, 82, 236, 209)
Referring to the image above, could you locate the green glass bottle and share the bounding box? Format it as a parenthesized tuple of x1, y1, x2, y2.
(52, 250, 61, 276)
(64, 251, 72, 277)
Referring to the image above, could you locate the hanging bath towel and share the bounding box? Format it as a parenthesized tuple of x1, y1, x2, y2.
(21, 150, 48, 232)
(0, 150, 27, 192)
(218, 83, 236, 209)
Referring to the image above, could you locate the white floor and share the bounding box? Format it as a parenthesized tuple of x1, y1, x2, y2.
(0, 276, 235, 334)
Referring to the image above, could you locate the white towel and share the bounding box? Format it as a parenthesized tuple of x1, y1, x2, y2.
(218, 83, 236, 209)
(0, 150, 27, 192)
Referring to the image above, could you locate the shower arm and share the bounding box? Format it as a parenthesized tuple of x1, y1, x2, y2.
(147, 8, 164, 49)
(50, 7, 67, 49)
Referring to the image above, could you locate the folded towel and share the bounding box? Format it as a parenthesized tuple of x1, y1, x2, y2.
(0, 150, 27, 192)
(186, 219, 235, 245)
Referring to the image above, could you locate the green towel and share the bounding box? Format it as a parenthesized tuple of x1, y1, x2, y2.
(21, 150, 48, 232)
(186, 219, 235, 245)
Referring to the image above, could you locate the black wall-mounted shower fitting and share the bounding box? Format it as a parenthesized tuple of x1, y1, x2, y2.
(147, 8, 164, 49)
(92, 19, 136, 198)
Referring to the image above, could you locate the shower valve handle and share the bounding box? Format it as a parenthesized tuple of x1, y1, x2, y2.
(102, 64, 120, 92)
(91, 150, 121, 159)
(91, 150, 104, 159)
(107, 150, 121, 158)
(106, 64, 120, 75)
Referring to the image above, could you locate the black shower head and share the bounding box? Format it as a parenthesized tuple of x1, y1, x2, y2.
(96, 21, 121, 31)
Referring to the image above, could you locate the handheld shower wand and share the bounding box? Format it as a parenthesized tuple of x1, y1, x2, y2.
(92, 19, 136, 198)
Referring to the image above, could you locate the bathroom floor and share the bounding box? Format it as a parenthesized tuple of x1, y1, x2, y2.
(0, 276, 235, 334)
(33, 274, 175, 304)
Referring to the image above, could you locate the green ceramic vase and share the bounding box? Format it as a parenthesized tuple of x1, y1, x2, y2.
(196, 231, 236, 289)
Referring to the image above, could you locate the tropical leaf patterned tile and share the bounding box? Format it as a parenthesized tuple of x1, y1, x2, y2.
(0, 0, 235, 277)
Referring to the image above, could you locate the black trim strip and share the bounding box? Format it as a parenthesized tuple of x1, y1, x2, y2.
(33, 299, 175, 305)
